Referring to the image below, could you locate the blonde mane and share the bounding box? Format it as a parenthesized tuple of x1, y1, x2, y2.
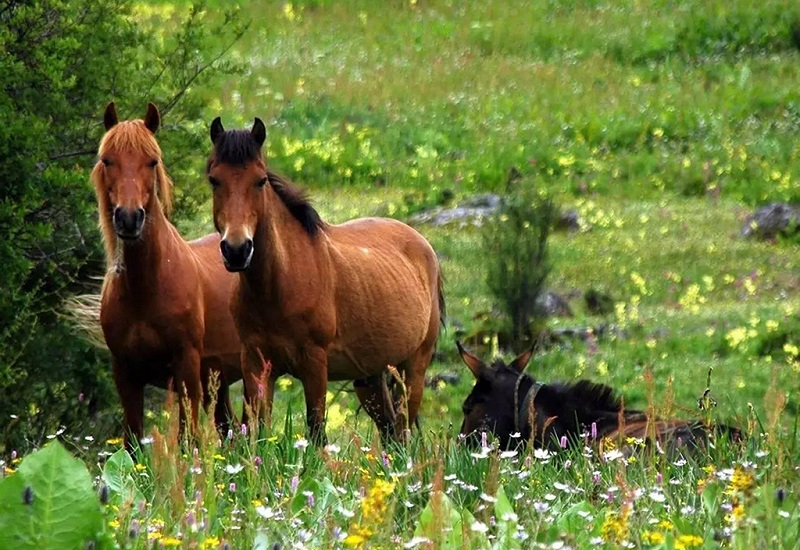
(91, 120, 174, 268)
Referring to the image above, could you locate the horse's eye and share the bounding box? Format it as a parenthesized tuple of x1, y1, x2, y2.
(148, 159, 158, 168)
(208, 176, 221, 188)
(256, 177, 268, 188)
(101, 158, 111, 167)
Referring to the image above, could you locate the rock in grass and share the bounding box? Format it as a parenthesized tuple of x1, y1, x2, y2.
(740, 203, 800, 240)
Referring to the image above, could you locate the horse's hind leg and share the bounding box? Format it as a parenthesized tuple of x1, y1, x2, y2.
(202, 359, 235, 435)
(395, 344, 435, 442)
(112, 358, 144, 454)
(175, 347, 204, 441)
(353, 375, 396, 442)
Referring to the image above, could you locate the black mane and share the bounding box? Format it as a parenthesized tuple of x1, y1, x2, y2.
(209, 130, 324, 237)
(266, 171, 324, 237)
(551, 380, 623, 413)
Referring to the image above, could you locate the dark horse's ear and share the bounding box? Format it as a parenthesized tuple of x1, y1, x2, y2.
(251, 117, 266, 148)
(508, 346, 534, 373)
(210, 117, 224, 144)
(144, 103, 160, 134)
(457, 341, 488, 379)
(104, 102, 118, 130)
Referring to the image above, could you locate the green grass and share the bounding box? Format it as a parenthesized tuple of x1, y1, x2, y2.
(6, 0, 800, 547)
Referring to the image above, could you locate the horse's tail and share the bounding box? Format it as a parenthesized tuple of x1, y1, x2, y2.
(437, 269, 446, 329)
(61, 293, 108, 350)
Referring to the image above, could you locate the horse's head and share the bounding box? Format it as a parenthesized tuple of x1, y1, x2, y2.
(456, 341, 535, 449)
(457, 341, 632, 450)
(206, 117, 268, 272)
(93, 102, 171, 242)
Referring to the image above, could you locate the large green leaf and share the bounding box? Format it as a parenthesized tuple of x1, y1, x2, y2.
(102, 448, 143, 505)
(415, 491, 488, 550)
(493, 486, 521, 550)
(0, 441, 104, 550)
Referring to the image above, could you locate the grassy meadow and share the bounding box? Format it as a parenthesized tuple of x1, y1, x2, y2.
(4, 0, 800, 548)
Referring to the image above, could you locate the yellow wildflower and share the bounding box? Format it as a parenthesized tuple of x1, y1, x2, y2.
(600, 507, 629, 544)
(134, 463, 146, 472)
(344, 533, 366, 547)
(161, 537, 182, 547)
(202, 537, 221, 549)
(642, 530, 665, 545)
(675, 534, 703, 548)
(108, 520, 120, 529)
(727, 467, 755, 494)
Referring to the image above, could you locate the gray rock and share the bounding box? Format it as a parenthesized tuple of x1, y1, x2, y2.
(740, 203, 800, 239)
(408, 193, 503, 227)
(534, 290, 573, 317)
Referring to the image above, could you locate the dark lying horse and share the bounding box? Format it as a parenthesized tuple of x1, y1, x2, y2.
(456, 342, 742, 453)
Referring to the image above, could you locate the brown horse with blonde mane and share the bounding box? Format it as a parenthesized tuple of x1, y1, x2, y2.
(93, 102, 242, 451)
(205, 117, 444, 444)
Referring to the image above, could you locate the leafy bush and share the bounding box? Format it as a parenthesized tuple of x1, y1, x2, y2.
(483, 189, 556, 346)
(0, 0, 246, 453)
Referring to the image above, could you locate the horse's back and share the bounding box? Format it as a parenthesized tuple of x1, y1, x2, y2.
(328, 217, 438, 271)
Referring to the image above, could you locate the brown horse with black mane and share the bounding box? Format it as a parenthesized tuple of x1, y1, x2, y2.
(456, 342, 742, 454)
(92, 103, 242, 451)
(206, 117, 444, 444)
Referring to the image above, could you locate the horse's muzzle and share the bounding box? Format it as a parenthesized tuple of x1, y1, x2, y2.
(113, 207, 145, 240)
(220, 238, 254, 272)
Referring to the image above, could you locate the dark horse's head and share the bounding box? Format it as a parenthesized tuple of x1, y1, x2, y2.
(457, 341, 623, 450)
(206, 117, 322, 272)
(457, 342, 742, 452)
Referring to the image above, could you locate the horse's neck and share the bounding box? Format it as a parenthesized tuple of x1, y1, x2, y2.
(243, 209, 321, 302)
(117, 206, 177, 288)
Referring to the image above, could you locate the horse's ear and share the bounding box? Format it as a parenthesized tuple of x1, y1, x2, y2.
(457, 341, 488, 379)
(509, 347, 534, 373)
(210, 117, 224, 144)
(251, 117, 267, 148)
(103, 102, 118, 130)
(144, 103, 160, 134)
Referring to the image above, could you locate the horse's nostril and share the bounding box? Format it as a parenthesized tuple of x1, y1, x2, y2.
(243, 239, 253, 258)
(135, 207, 145, 226)
(113, 207, 123, 225)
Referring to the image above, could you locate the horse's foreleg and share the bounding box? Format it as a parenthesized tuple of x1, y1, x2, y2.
(241, 346, 275, 428)
(112, 358, 144, 454)
(300, 345, 329, 446)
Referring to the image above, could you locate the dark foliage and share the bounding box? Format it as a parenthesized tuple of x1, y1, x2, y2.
(0, 0, 247, 452)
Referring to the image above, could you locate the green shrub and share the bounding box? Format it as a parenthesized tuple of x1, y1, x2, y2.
(483, 189, 556, 347)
